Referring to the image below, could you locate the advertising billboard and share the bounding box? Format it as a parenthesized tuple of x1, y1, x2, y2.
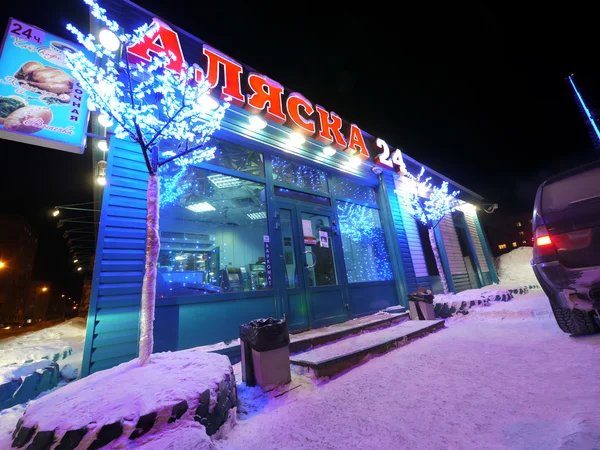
(0, 18, 89, 154)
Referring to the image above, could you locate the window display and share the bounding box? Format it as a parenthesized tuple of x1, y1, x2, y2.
(337, 201, 393, 283)
(157, 166, 268, 297)
(272, 156, 329, 193)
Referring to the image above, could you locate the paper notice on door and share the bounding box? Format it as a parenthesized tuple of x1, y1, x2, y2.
(319, 230, 329, 248)
(302, 219, 313, 237)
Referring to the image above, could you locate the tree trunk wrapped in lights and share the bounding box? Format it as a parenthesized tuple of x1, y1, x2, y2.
(396, 167, 459, 295)
(65, 0, 229, 365)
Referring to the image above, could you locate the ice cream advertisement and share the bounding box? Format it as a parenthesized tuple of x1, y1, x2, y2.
(0, 18, 89, 154)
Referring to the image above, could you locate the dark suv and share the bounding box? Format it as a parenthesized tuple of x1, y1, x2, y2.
(531, 160, 600, 335)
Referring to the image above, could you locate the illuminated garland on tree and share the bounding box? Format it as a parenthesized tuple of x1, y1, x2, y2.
(400, 167, 459, 228)
(65, 0, 229, 175)
(63, 0, 230, 366)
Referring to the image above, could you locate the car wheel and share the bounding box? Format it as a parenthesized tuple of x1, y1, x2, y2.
(550, 304, 600, 335)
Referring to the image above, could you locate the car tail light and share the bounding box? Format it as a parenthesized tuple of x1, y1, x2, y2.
(533, 225, 557, 262)
(552, 228, 592, 252)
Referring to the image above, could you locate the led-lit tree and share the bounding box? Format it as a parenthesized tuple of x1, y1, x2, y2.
(398, 167, 459, 294)
(65, 0, 229, 364)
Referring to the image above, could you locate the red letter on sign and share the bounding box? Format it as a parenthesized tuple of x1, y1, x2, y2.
(201, 46, 245, 106)
(286, 93, 315, 135)
(315, 105, 347, 149)
(345, 124, 370, 159)
(245, 73, 286, 124)
(127, 22, 185, 73)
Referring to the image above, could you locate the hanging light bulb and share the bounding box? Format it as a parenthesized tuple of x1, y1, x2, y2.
(98, 28, 120, 52)
(248, 115, 267, 130)
(97, 160, 107, 186)
(97, 114, 113, 128)
(322, 146, 336, 156)
(97, 140, 109, 152)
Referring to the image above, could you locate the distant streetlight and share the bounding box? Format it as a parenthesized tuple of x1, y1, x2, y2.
(0, 261, 5, 269)
(77, 267, 83, 271)
(41, 287, 48, 292)
(73, 259, 79, 263)
(61, 294, 65, 298)
(52, 209, 60, 217)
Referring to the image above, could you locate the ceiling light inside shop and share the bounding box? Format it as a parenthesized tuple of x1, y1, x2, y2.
(248, 115, 267, 130)
(197, 94, 219, 111)
(247, 211, 267, 220)
(174, 255, 187, 261)
(186, 202, 216, 213)
(207, 174, 244, 189)
(288, 132, 305, 146)
(99, 28, 121, 52)
(322, 146, 336, 156)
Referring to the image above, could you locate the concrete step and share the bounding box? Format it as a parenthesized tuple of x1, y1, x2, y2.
(289, 311, 410, 353)
(209, 311, 410, 364)
(290, 319, 444, 378)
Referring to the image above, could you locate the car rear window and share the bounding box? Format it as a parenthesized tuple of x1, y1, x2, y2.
(542, 167, 600, 213)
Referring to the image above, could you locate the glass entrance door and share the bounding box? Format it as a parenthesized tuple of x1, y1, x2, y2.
(275, 203, 347, 330)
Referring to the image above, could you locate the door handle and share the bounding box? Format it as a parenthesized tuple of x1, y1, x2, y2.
(303, 250, 316, 269)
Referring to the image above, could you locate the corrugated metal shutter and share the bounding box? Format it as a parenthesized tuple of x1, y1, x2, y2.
(82, 139, 148, 376)
(438, 214, 472, 292)
(463, 210, 489, 272)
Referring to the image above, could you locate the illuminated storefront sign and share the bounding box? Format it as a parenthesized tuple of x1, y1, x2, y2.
(127, 21, 406, 174)
(0, 18, 89, 154)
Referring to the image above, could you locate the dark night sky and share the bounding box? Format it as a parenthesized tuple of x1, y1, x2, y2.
(0, 1, 598, 289)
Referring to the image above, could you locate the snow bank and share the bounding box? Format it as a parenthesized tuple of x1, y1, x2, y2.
(496, 246, 538, 286)
(0, 319, 85, 367)
(10, 349, 237, 449)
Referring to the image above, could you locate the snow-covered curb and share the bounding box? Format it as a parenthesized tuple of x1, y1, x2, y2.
(0, 361, 61, 411)
(9, 349, 237, 449)
(432, 284, 541, 318)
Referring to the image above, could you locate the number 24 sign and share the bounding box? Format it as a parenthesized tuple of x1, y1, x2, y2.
(374, 138, 407, 175)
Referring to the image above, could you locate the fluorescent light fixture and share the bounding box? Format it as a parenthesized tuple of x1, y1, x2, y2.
(174, 255, 187, 261)
(247, 211, 267, 220)
(207, 174, 244, 189)
(248, 115, 267, 130)
(186, 202, 216, 213)
(97, 140, 108, 151)
(322, 146, 336, 156)
(97, 114, 113, 127)
(99, 28, 120, 52)
(197, 94, 219, 111)
(289, 132, 305, 146)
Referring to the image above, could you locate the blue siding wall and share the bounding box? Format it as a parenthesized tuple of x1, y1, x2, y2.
(382, 173, 418, 297)
(82, 139, 148, 376)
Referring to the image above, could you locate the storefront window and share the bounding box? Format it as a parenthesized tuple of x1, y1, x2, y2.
(336, 201, 393, 283)
(271, 156, 329, 193)
(332, 177, 376, 204)
(209, 140, 265, 177)
(157, 166, 269, 297)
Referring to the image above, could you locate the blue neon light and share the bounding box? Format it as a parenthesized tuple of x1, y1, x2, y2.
(568, 76, 600, 144)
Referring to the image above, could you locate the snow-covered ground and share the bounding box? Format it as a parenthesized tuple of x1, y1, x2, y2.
(496, 246, 539, 287)
(2, 285, 599, 449)
(218, 292, 600, 450)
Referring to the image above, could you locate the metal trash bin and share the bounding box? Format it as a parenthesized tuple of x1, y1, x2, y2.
(240, 318, 291, 389)
(408, 287, 435, 320)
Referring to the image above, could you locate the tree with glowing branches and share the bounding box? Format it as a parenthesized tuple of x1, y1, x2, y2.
(65, 0, 229, 365)
(397, 167, 459, 294)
